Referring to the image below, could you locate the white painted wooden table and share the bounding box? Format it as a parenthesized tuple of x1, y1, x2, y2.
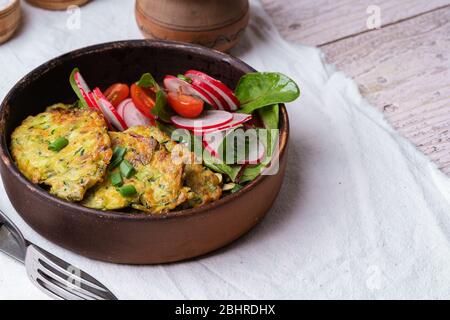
(262, 0, 450, 174)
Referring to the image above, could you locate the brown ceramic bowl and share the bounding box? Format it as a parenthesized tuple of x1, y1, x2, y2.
(25, 0, 91, 11)
(0, 40, 289, 264)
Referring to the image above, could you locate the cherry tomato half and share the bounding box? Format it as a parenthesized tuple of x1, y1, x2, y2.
(167, 92, 204, 118)
(104, 83, 130, 108)
(130, 84, 156, 119)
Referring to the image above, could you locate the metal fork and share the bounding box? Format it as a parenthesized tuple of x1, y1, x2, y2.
(0, 210, 117, 300)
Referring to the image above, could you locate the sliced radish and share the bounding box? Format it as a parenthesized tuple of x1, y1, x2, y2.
(193, 113, 252, 135)
(116, 98, 131, 119)
(89, 92, 112, 129)
(70, 69, 98, 110)
(246, 144, 265, 164)
(188, 76, 226, 110)
(171, 110, 232, 130)
(230, 129, 266, 165)
(74, 73, 98, 110)
(122, 99, 151, 128)
(185, 70, 240, 111)
(88, 92, 101, 111)
(243, 132, 266, 165)
(93, 88, 128, 131)
(203, 131, 227, 158)
(203, 129, 265, 164)
(163, 75, 215, 108)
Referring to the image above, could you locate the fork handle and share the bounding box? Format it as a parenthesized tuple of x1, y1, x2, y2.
(0, 210, 27, 263)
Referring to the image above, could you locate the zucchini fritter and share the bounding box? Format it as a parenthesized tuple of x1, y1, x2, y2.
(10, 104, 112, 201)
(128, 126, 223, 208)
(82, 126, 193, 213)
(183, 164, 222, 207)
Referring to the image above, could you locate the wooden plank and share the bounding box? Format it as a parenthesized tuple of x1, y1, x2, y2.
(261, 0, 450, 46)
(320, 7, 450, 174)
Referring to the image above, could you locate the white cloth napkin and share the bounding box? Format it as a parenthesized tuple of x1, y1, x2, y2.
(1, 0, 450, 300)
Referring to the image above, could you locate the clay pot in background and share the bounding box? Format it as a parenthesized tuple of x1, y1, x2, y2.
(135, 0, 250, 52)
(0, 0, 21, 44)
(26, 0, 90, 10)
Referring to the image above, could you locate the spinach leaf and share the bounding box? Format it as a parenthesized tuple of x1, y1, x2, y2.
(151, 90, 173, 123)
(156, 121, 242, 181)
(136, 73, 173, 122)
(136, 73, 158, 88)
(194, 134, 242, 182)
(258, 104, 279, 156)
(231, 184, 243, 193)
(235, 72, 300, 114)
(259, 104, 279, 130)
(239, 127, 280, 184)
(202, 149, 242, 182)
(240, 164, 265, 184)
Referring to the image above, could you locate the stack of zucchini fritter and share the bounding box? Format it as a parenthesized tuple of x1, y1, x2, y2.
(11, 105, 222, 213)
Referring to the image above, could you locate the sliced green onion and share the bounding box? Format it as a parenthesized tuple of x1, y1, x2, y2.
(117, 185, 137, 197)
(120, 159, 135, 179)
(109, 146, 127, 169)
(110, 172, 123, 187)
(48, 137, 69, 152)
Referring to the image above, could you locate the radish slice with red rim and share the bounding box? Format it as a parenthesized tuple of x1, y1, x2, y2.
(122, 99, 152, 128)
(185, 70, 240, 111)
(202, 131, 229, 158)
(87, 92, 101, 111)
(89, 92, 112, 129)
(171, 110, 233, 130)
(116, 98, 131, 119)
(163, 75, 216, 108)
(242, 132, 266, 165)
(193, 113, 251, 135)
(229, 129, 266, 165)
(72, 71, 98, 110)
(93, 88, 128, 131)
(203, 128, 265, 164)
(188, 76, 226, 110)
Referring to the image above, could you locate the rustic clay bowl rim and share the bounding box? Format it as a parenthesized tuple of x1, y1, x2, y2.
(0, 0, 19, 14)
(0, 39, 289, 222)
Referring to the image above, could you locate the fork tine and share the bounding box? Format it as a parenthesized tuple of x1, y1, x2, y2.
(34, 273, 88, 300)
(36, 249, 110, 293)
(25, 245, 117, 300)
(37, 268, 106, 300)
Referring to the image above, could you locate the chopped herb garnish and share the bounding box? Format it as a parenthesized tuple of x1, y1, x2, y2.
(109, 146, 127, 169)
(120, 159, 135, 179)
(110, 172, 123, 187)
(117, 185, 137, 197)
(48, 137, 69, 152)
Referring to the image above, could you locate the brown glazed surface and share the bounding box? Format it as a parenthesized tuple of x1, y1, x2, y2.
(0, 0, 20, 45)
(0, 40, 289, 264)
(25, 0, 90, 10)
(135, 0, 250, 52)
